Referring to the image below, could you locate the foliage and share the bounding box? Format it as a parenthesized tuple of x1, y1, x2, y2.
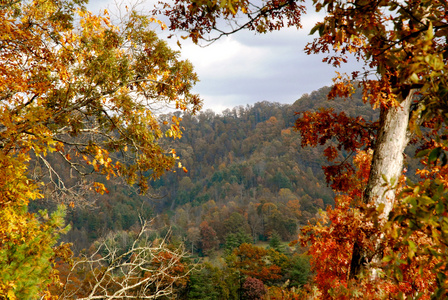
(0, 0, 200, 298)
(187, 262, 239, 300)
(154, 0, 305, 44)
(64, 94, 360, 249)
(155, 0, 448, 295)
(307, 0, 448, 117)
(199, 221, 219, 255)
(295, 109, 377, 192)
(268, 231, 283, 253)
(242, 277, 266, 300)
(265, 286, 306, 300)
(0, 205, 70, 299)
(50, 94, 348, 297)
(225, 230, 252, 254)
(298, 0, 448, 296)
(227, 243, 289, 284)
(298, 150, 369, 298)
(384, 155, 448, 298)
(287, 254, 312, 289)
(299, 149, 444, 298)
(1, 0, 200, 196)
(155, 0, 448, 294)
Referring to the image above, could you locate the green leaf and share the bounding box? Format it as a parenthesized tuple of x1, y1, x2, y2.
(310, 23, 322, 36)
(409, 197, 417, 210)
(419, 195, 434, 205)
(390, 176, 396, 186)
(408, 240, 417, 259)
(383, 255, 393, 263)
(394, 268, 403, 281)
(428, 147, 441, 164)
(415, 148, 431, 158)
(437, 272, 446, 284)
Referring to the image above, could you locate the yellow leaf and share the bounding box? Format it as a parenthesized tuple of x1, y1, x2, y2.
(409, 73, 419, 83)
(7, 289, 16, 300)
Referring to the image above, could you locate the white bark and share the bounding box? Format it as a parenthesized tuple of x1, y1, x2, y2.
(59, 221, 193, 299)
(364, 90, 414, 220)
(350, 90, 415, 278)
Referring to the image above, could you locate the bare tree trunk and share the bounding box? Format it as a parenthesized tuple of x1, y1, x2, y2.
(349, 90, 415, 278)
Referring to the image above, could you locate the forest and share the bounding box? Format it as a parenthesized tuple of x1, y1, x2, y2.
(2, 0, 448, 299)
(31, 87, 374, 298)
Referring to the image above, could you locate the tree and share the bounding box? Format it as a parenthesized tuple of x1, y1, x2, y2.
(300, 0, 448, 280)
(286, 255, 311, 289)
(268, 231, 283, 253)
(199, 221, 218, 255)
(0, 0, 200, 297)
(224, 230, 252, 254)
(0, 205, 70, 299)
(227, 243, 288, 284)
(187, 262, 239, 300)
(154, 0, 304, 44)
(156, 0, 448, 294)
(53, 221, 192, 299)
(242, 277, 266, 300)
(186, 226, 201, 254)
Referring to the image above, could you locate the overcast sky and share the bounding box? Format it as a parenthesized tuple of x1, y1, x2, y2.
(88, 0, 361, 113)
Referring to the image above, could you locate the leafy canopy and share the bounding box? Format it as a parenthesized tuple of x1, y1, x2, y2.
(0, 0, 201, 298)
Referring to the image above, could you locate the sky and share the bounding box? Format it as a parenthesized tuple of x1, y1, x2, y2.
(87, 0, 361, 113)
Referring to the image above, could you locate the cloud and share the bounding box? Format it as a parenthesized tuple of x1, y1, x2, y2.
(166, 3, 363, 112)
(174, 31, 361, 112)
(179, 37, 270, 80)
(87, 0, 363, 113)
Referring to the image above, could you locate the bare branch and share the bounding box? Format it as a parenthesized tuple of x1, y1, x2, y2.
(59, 221, 195, 299)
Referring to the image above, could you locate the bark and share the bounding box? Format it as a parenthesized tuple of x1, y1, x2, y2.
(349, 90, 415, 279)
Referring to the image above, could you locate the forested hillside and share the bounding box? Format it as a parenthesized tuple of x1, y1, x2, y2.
(26, 85, 384, 298)
(51, 86, 378, 253)
(17, 81, 425, 298)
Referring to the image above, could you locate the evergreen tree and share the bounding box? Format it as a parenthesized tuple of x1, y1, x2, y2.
(268, 231, 283, 253)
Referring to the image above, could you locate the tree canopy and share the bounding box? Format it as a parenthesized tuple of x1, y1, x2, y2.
(0, 0, 200, 297)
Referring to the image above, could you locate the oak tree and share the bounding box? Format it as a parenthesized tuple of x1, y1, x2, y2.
(301, 0, 448, 281)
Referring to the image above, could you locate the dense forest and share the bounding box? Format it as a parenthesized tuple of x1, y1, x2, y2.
(50, 86, 377, 250)
(26, 86, 382, 298)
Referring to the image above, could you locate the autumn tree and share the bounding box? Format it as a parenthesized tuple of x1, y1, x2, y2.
(0, 0, 200, 297)
(300, 0, 448, 280)
(227, 243, 288, 284)
(154, 0, 304, 44)
(199, 221, 219, 255)
(242, 277, 267, 300)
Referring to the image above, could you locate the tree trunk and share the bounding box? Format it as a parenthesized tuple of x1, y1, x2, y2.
(349, 90, 415, 278)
